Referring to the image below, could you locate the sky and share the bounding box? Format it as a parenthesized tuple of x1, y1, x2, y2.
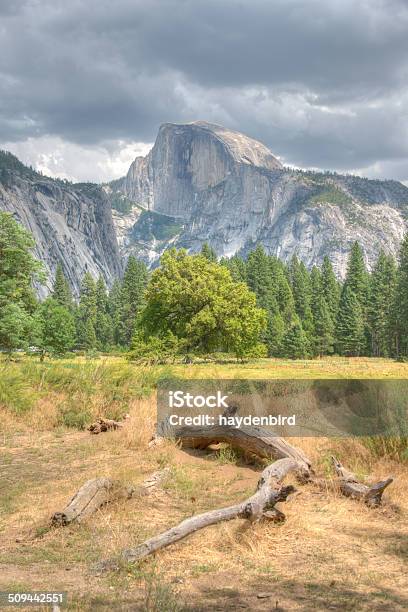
(1, 0, 408, 183)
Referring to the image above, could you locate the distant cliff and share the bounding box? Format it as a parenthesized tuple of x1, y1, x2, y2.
(1, 121, 408, 291)
(0, 151, 122, 296)
(108, 121, 408, 277)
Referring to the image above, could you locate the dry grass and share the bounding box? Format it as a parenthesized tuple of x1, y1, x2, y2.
(0, 357, 407, 610)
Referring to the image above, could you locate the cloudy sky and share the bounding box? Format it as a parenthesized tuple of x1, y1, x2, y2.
(1, 0, 408, 183)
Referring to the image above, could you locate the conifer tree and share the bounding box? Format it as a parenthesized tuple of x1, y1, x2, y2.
(336, 284, 365, 356)
(339, 242, 369, 354)
(200, 242, 217, 263)
(281, 316, 309, 359)
(223, 254, 247, 283)
(107, 279, 123, 346)
(120, 256, 148, 345)
(344, 242, 369, 308)
(76, 272, 97, 350)
(95, 276, 113, 350)
(368, 251, 396, 357)
(321, 256, 340, 323)
(52, 263, 73, 310)
(288, 256, 314, 350)
(393, 234, 408, 356)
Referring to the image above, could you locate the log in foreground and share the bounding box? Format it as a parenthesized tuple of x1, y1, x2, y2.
(156, 419, 312, 472)
(52, 478, 134, 526)
(116, 458, 301, 565)
(52, 470, 169, 526)
(331, 456, 393, 507)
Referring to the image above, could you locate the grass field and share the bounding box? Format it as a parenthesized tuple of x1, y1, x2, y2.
(0, 356, 407, 610)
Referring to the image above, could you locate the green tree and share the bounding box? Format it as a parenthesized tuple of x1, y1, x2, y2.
(76, 272, 97, 350)
(336, 285, 365, 356)
(0, 303, 38, 353)
(37, 298, 76, 355)
(281, 317, 309, 359)
(288, 256, 314, 350)
(136, 249, 266, 359)
(221, 254, 247, 283)
(0, 212, 45, 311)
(393, 235, 408, 356)
(344, 242, 369, 308)
(108, 279, 123, 346)
(200, 242, 217, 262)
(321, 256, 340, 324)
(120, 256, 148, 345)
(95, 276, 113, 350)
(368, 251, 396, 357)
(52, 263, 73, 310)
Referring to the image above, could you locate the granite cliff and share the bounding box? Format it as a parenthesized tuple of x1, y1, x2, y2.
(0, 151, 122, 296)
(108, 121, 408, 277)
(1, 121, 408, 292)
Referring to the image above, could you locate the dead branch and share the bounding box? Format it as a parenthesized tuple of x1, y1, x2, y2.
(331, 456, 393, 507)
(95, 458, 301, 571)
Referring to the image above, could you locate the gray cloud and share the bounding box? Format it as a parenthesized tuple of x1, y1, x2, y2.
(1, 0, 408, 182)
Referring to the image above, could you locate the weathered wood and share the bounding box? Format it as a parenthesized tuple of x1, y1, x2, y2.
(52, 469, 170, 526)
(88, 416, 128, 435)
(52, 478, 135, 525)
(156, 418, 311, 473)
(96, 458, 300, 568)
(331, 456, 393, 507)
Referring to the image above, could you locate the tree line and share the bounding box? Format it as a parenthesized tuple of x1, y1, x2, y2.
(1, 211, 408, 360)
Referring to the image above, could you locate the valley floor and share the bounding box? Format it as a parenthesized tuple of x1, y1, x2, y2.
(0, 357, 407, 610)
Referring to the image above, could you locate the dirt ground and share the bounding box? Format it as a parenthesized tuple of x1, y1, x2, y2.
(1, 395, 407, 611)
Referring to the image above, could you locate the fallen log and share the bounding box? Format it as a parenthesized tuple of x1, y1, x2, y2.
(88, 416, 129, 434)
(52, 468, 171, 527)
(155, 418, 312, 473)
(331, 456, 393, 507)
(52, 478, 135, 526)
(94, 457, 301, 571)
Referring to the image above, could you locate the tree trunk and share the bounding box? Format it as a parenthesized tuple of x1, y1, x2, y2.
(155, 418, 311, 473)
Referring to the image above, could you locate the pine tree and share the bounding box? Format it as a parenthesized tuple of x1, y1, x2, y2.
(120, 256, 148, 345)
(52, 263, 73, 310)
(107, 279, 123, 346)
(200, 243, 217, 262)
(368, 251, 396, 357)
(222, 254, 247, 283)
(95, 276, 113, 350)
(394, 234, 408, 356)
(344, 242, 369, 307)
(281, 316, 309, 359)
(76, 272, 97, 350)
(288, 256, 314, 350)
(340, 242, 369, 354)
(321, 256, 340, 324)
(336, 285, 365, 356)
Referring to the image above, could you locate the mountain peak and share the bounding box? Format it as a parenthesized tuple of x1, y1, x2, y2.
(157, 121, 283, 171)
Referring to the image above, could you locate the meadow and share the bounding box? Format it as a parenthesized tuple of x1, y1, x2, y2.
(0, 355, 407, 610)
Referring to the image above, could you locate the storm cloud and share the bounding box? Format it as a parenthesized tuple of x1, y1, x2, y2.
(1, 0, 408, 182)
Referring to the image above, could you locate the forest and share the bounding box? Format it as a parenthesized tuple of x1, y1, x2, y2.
(1, 210, 407, 361)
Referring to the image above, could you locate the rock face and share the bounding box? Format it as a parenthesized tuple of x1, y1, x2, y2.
(110, 121, 408, 277)
(0, 153, 122, 297)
